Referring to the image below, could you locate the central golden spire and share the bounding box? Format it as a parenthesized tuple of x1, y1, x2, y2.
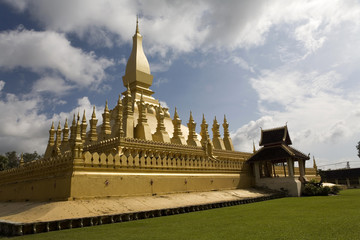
(123, 17, 157, 105)
(136, 15, 139, 34)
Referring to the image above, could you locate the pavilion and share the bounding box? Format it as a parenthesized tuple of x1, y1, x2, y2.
(247, 125, 310, 196)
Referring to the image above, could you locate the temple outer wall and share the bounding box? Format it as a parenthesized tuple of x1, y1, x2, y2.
(0, 154, 74, 202)
(69, 151, 253, 199)
(0, 174, 72, 202)
(0, 150, 253, 201)
(69, 171, 252, 199)
(0, 170, 252, 202)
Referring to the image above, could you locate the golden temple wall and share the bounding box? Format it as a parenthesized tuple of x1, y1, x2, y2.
(68, 151, 252, 199)
(0, 154, 74, 201)
(0, 141, 253, 201)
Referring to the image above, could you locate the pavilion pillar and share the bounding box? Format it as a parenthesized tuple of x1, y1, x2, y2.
(272, 163, 276, 177)
(298, 159, 305, 177)
(283, 162, 287, 177)
(287, 158, 294, 177)
(254, 162, 260, 180)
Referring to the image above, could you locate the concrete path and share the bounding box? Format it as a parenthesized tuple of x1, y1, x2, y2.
(0, 188, 271, 224)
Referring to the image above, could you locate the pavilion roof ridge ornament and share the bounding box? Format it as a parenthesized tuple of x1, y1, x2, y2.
(261, 124, 287, 132)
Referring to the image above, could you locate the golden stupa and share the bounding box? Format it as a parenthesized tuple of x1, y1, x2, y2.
(0, 20, 253, 202)
(0, 19, 318, 202)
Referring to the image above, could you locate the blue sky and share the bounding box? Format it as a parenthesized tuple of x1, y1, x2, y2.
(1, 0, 360, 169)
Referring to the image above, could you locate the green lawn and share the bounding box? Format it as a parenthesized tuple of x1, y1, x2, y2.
(5, 189, 360, 240)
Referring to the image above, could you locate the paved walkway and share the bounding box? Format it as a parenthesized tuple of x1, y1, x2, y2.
(0, 188, 271, 224)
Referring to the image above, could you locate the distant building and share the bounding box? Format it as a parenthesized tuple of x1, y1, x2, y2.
(319, 168, 360, 187)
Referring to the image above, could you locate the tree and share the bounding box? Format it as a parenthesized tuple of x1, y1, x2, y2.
(357, 141, 360, 158)
(0, 155, 8, 171)
(23, 151, 42, 163)
(0, 151, 43, 171)
(6, 151, 19, 169)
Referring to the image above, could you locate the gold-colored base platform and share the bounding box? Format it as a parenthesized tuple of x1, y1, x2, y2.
(0, 188, 285, 236)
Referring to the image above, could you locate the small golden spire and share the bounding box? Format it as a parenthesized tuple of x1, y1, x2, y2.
(212, 116, 220, 138)
(62, 118, 70, 146)
(89, 106, 98, 143)
(200, 114, 209, 147)
(253, 140, 256, 153)
(313, 156, 317, 169)
(202, 113, 207, 124)
(81, 110, 88, 142)
(72, 114, 76, 126)
(118, 94, 122, 105)
(224, 114, 228, 124)
(105, 100, 109, 111)
(174, 107, 179, 119)
(20, 153, 24, 166)
(82, 110, 87, 123)
(92, 106, 96, 118)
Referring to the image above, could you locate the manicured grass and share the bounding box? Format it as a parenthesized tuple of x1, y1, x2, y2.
(7, 189, 360, 240)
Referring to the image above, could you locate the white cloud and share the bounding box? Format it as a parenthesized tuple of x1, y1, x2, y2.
(231, 116, 274, 152)
(233, 66, 360, 165)
(227, 56, 254, 73)
(0, 93, 48, 154)
(6, 0, 360, 58)
(159, 100, 168, 109)
(0, 28, 114, 92)
(250, 69, 342, 107)
(0, 94, 105, 155)
(0, 81, 4, 91)
(118, 57, 127, 65)
(32, 76, 75, 95)
(153, 78, 168, 87)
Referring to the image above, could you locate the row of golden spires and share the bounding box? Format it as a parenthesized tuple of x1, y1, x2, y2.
(44, 87, 234, 158)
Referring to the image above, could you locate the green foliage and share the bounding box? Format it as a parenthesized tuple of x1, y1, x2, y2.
(0, 155, 8, 171)
(302, 179, 341, 196)
(6, 151, 19, 169)
(303, 179, 322, 196)
(330, 185, 341, 194)
(303, 183, 322, 196)
(22, 151, 42, 163)
(321, 186, 331, 196)
(9, 189, 360, 240)
(0, 151, 42, 171)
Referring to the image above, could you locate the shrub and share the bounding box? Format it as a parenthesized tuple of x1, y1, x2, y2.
(302, 180, 339, 196)
(303, 183, 322, 196)
(321, 186, 331, 196)
(330, 185, 341, 195)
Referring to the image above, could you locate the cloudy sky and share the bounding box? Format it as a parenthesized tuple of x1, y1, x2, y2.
(1, 0, 360, 169)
